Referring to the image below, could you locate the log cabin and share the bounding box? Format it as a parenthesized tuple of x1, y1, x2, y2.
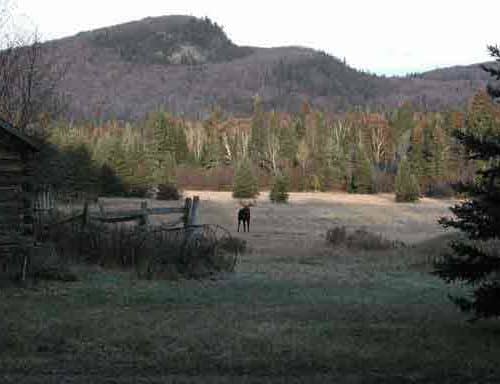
(0, 118, 40, 271)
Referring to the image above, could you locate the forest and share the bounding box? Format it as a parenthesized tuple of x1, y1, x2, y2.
(34, 89, 498, 202)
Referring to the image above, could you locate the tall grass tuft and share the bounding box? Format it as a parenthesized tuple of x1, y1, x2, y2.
(326, 226, 405, 250)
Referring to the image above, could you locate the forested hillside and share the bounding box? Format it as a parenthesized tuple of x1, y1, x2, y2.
(41, 15, 491, 120)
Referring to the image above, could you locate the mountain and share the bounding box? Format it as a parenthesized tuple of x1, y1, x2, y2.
(43, 15, 491, 120)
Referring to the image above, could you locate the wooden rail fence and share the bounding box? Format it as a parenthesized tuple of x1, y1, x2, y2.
(34, 195, 201, 236)
(92, 196, 200, 227)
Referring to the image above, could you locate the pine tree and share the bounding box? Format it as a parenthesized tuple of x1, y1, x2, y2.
(395, 157, 420, 202)
(232, 160, 259, 199)
(433, 45, 500, 321)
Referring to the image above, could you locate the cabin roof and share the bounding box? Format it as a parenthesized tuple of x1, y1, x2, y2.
(0, 117, 40, 152)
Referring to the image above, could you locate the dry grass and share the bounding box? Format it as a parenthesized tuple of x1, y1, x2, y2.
(2, 192, 499, 383)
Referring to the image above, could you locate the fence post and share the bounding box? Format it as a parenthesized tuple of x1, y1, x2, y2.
(183, 197, 193, 227)
(189, 196, 200, 227)
(98, 201, 105, 217)
(81, 201, 89, 230)
(139, 201, 149, 227)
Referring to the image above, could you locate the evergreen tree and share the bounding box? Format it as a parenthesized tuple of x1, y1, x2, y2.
(429, 117, 448, 182)
(128, 144, 156, 195)
(69, 145, 100, 194)
(319, 162, 336, 192)
(265, 110, 281, 174)
(152, 150, 176, 186)
(419, 116, 449, 191)
(249, 95, 267, 167)
(270, 172, 290, 203)
(329, 120, 351, 189)
(106, 137, 133, 192)
(201, 108, 224, 169)
(232, 160, 259, 198)
(173, 119, 190, 164)
(349, 145, 375, 194)
(99, 163, 125, 196)
(408, 120, 425, 184)
(390, 102, 415, 140)
(296, 139, 310, 191)
(395, 157, 420, 202)
(433, 45, 500, 321)
(467, 90, 499, 137)
(313, 111, 336, 191)
(443, 110, 467, 178)
(279, 120, 298, 167)
(152, 112, 182, 163)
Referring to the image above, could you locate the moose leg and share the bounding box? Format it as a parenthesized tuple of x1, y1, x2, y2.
(237, 220, 240, 232)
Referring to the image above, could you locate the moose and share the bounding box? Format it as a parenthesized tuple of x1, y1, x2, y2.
(237, 201, 254, 232)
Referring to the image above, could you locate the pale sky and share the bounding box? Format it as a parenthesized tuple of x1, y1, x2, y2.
(13, 0, 500, 76)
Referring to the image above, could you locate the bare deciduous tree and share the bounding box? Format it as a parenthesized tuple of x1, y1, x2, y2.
(0, 1, 67, 132)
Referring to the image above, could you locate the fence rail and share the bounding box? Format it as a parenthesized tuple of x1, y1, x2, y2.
(33, 195, 201, 239)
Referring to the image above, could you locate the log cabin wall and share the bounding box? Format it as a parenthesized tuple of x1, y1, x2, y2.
(0, 120, 39, 271)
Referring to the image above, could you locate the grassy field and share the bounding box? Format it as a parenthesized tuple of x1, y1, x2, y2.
(1, 192, 499, 383)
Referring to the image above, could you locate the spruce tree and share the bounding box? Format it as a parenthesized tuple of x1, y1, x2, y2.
(270, 172, 290, 203)
(395, 157, 420, 202)
(390, 102, 416, 142)
(232, 160, 259, 199)
(319, 162, 336, 192)
(420, 116, 449, 192)
(100, 164, 125, 196)
(433, 45, 500, 321)
(467, 90, 498, 137)
(128, 144, 156, 196)
(279, 121, 298, 167)
(408, 121, 425, 184)
(249, 96, 270, 170)
(349, 146, 375, 194)
(201, 108, 224, 169)
(105, 137, 135, 194)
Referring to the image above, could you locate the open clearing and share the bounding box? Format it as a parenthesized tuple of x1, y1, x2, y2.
(2, 192, 499, 383)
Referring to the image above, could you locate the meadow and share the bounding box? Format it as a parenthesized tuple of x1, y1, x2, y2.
(1, 192, 499, 383)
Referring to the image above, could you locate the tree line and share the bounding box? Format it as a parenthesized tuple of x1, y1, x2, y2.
(34, 89, 499, 202)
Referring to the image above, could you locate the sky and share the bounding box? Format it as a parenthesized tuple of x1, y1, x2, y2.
(12, 0, 500, 76)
